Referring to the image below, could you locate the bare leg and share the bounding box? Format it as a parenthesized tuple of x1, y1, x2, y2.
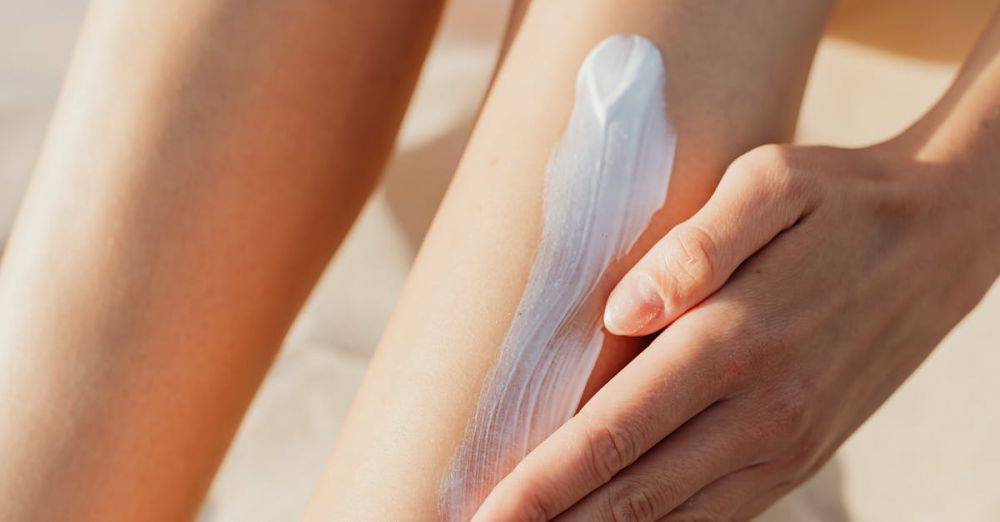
(303, 0, 834, 520)
(0, 1, 442, 520)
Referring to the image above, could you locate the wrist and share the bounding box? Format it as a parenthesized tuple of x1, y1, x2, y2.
(931, 131, 1000, 277)
(877, 126, 1000, 282)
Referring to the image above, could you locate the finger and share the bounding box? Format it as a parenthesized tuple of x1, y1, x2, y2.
(604, 145, 818, 336)
(662, 463, 783, 521)
(557, 402, 760, 522)
(471, 318, 737, 521)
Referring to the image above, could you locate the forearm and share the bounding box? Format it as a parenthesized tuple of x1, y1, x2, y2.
(0, 1, 441, 520)
(304, 1, 833, 520)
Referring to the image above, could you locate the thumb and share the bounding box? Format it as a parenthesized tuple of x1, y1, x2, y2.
(604, 145, 816, 336)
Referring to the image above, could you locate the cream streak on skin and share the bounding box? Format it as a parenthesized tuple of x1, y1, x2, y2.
(440, 35, 676, 520)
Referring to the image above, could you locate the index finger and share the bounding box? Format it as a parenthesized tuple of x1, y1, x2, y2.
(471, 319, 735, 521)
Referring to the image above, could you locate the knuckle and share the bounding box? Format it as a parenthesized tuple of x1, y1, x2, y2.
(731, 144, 814, 204)
(744, 386, 815, 449)
(661, 223, 719, 302)
(767, 386, 813, 441)
(777, 168, 816, 210)
(729, 144, 790, 177)
(608, 480, 661, 522)
(715, 340, 760, 389)
(585, 425, 639, 483)
(707, 315, 771, 391)
(765, 159, 808, 199)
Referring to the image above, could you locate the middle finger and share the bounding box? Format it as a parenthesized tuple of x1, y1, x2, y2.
(557, 400, 764, 521)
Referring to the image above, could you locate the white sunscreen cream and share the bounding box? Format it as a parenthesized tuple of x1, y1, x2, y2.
(441, 35, 677, 520)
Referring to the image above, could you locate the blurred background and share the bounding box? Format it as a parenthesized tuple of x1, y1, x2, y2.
(1, 0, 998, 520)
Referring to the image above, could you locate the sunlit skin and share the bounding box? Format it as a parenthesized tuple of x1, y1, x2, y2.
(303, 0, 834, 520)
(2, 0, 998, 520)
(0, 1, 442, 520)
(473, 10, 1000, 521)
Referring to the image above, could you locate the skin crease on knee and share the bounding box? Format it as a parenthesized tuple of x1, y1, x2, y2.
(439, 35, 676, 521)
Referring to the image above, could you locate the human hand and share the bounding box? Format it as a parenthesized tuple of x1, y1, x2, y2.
(472, 142, 1000, 521)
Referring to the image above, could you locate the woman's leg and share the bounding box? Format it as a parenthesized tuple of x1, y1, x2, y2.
(303, 0, 834, 520)
(0, 1, 442, 520)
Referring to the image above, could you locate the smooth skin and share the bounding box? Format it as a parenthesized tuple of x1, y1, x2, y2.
(0, 0, 442, 520)
(4, 1, 995, 522)
(474, 8, 1000, 521)
(303, 0, 834, 520)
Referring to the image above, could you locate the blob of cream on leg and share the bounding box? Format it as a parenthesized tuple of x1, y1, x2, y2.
(440, 35, 677, 520)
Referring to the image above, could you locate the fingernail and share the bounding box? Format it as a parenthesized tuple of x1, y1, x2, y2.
(604, 273, 664, 335)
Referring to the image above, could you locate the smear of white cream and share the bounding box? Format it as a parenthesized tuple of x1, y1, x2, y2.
(441, 34, 676, 520)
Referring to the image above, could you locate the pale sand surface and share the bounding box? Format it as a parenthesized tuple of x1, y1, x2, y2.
(1, 1, 997, 520)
